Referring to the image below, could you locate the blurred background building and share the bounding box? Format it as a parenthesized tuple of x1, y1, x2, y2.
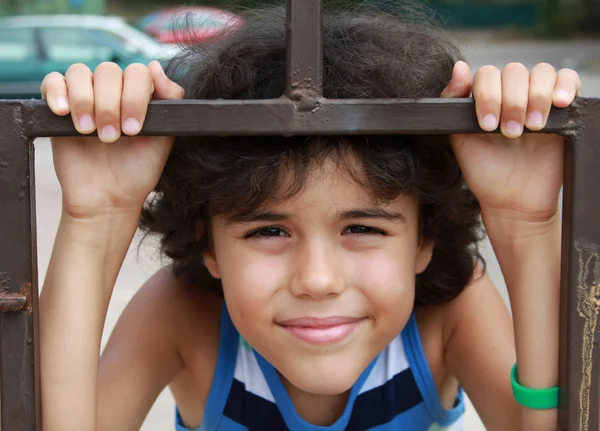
(1, 0, 599, 36)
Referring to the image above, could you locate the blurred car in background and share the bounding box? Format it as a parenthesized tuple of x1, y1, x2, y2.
(135, 6, 243, 44)
(0, 15, 178, 99)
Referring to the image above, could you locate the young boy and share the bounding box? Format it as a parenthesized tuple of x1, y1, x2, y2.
(39, 6, 581, 431)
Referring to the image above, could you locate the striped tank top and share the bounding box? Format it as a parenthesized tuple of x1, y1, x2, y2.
(176, 303, 465, 431)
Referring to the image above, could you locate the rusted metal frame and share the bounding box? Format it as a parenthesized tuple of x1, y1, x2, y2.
(558, 98, 600, 431)
(1, 95, 598, 431)
(286, 0, 323, 103)
(0, 0, 595, 426)
(0, 101, 40, 431)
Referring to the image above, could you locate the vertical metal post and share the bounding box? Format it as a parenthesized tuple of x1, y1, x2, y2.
(558, 98, 600, 431)
(0, 102, 40, 431)
(285, 0, 323, 101)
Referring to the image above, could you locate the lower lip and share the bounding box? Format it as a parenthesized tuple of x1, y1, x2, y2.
(280, 320, 363, 344)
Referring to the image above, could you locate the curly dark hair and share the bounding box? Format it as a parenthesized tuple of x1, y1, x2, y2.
(139, 4, 485, 306)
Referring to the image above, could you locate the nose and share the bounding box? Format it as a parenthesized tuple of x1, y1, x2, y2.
(289, 240, 346, 300)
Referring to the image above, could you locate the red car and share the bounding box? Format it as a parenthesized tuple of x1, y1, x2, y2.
(135, 7, 243, 44)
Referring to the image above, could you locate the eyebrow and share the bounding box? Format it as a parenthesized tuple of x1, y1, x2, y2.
(338, 209, 405, 221)
(227, 208, 405, 224)
(227, 212, 290, 224)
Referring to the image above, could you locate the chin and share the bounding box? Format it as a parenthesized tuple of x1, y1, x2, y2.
(283, 359, 365, 396)
(294, 375, 356, 396)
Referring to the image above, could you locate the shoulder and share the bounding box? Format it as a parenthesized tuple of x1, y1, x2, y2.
(98, 266, 223, 429)
(413, 268, 509, 391)
(145, 267, 226, 427)
(133, 265, 223, 354)
(415, 267, 518, 426)
(416, 266, 509, 353)
(105, 265, 223, 362)
(132, 266, 224, 405)
(436, 266, 512, 352)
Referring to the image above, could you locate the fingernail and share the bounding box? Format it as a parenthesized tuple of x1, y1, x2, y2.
(527, 111, 543, 127)
(555, 89, 569, 103)
(481, 114, 498, 131)
(122, 118, 141, 135)
(505, 120, 523, 136)
(100, 125, 118, 141)
(456, 61, 468, 72)
(55, 96, 68, 111)
(79, 115, 94, 131)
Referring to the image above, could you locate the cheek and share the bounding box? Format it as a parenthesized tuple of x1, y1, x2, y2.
(217, 246, 289, 319)
(349, 248, 416, 315)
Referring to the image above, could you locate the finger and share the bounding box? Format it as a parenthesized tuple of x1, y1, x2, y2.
(440, 61, 472, 98)
(93, 62, 124, 143)
(553, 68, 581, 108)
(64, 64, 95, 134)
(500, 63, 529, 138)
(40, 72, 70, 116)
(121, 64, 153, 136)
(149, 60, 185, 100)
(472, 65, 501, 132)
(525, 63, 557, 131)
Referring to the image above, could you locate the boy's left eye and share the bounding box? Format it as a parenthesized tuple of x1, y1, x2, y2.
(257, 227, 288, 237)
(343, 225, 385, 235)
(244, 226, 290, 240)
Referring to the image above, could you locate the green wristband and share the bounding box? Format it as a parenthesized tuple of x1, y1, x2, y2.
(511, 364, 559, 410)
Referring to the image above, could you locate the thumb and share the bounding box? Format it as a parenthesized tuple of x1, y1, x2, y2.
(149, 60, 185, 100)
(440, 61, 472, 98)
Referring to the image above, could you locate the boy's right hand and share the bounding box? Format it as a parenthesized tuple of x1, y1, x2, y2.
(41, 60, 184, 220)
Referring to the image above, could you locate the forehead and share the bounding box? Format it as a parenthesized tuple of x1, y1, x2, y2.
(206, 143, 422, 221)
(268, 158, 417, 212)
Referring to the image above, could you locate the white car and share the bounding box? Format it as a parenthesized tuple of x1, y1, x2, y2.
(0, 14, 181, 98)
(0, 14, 179, 61)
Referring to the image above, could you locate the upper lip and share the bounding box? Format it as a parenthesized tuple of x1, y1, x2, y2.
(276, 316, 364, 328)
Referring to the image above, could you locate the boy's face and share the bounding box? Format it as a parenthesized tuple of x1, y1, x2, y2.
(203, 159, 433, 396)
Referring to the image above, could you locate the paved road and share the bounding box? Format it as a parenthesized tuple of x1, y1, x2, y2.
(31, 37, 600, 430)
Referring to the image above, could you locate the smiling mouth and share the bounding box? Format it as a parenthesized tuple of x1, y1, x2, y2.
(277, 317, 366, 345)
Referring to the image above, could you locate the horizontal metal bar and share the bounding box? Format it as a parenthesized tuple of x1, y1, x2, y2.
(0, 293, 27, 312)
(2, 98, 584, 138)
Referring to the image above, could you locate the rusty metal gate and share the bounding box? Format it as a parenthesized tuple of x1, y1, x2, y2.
(1, 0, 600, 430)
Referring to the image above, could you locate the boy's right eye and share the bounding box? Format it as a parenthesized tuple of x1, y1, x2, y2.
(245, 226, 290, 239)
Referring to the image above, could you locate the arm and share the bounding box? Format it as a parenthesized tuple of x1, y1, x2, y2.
(40, 216, 185, 431)
(441, 61, 581, 430)
(483, 213, 561, 430)
(39, 62, 184, 431)
(40, 211, 140, 430)
(444, 242, 558, 431)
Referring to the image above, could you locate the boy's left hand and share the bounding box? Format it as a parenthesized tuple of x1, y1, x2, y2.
(441, 61, 581, 228)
